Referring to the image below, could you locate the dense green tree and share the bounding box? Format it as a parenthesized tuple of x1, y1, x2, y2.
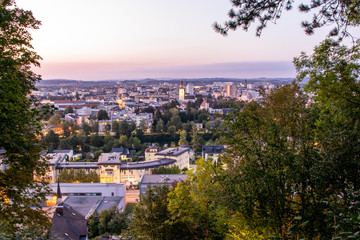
(48, 113, 61, 126)
(0, 1, 51, 237)
(178, 130, 188, 146)
(91, 120, 99, 134)
(43, 130, 60, 150)
(151, 166, 181, 174)
(75, 91, 80, 100)
(81, 120, 92, 135)
(168, 159, 228, 240)
(162, 100, 179, 110)
(97, 109, 109, 120)
(295, 39, 360, 192)
(128, 185, 191, 240)
(191, 131, 204, 153)
(156, 119, 166, 133)
(167, 114, 182, 130)
(59, 169, 99, 183)
(217, 83, 333, 239)
(112, 121, 120, 138)
(88, 206, 127, 238)
(64, 106, 74, 114)
(167, 125, 177, 139)
(119, 119, 136, 137)
(90, 135, 104, 148)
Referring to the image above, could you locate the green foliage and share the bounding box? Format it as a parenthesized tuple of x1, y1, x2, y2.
(151, 165, 181, 174)
(329, 189, 360, 240)
(48, 113, 61, 126)
(90, 135, 104, 148)
(218, 83, 330, 239)
(88, 206, 127, 238)
(128, 185, 190, 240)
(97, 109, 109, 120)
(43, 130, 60, 150)
(0, 1, 51, 237)
(59, 169, 99, 183)
(64, 106, 74, 114)
(214, 0, 360, 39)
(178, 129, 188, 146)
(191, 131, 204, 153)
(167, 158, 228, 240)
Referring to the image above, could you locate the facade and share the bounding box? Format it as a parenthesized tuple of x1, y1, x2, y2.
(186, 83, 194, 95)
(43, 151, 71, 183)
(139, 174, 187, 198)
(179, 80, 185, 101)
(225, 83, 237, 98)
(97, 152, 177, 185)
(144, 145, 162, 161)
(155, 145, 190, 170)
(202, 145, 225, 164)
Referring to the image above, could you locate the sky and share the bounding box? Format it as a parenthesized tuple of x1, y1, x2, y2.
(16, 0, 358, 80)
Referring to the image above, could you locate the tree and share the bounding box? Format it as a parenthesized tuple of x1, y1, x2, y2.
(214, 0, 360, 39)
(43, 130, 60, 150)
(191, 131, 204, 153)
(0, 1, 51, 237)
(90, 135, 104, 148)
(112, 121, 120, 138)
(167, 159, 228, 240)
(97, 109, 109, 120)
(128, 185, 190, 240)
(48, 113, 61, 126)
(178, 130, 188, 146)
(294, 39, 360, 191)
(75, 91, 80, 100)
(217, 83, 335, 239)
(88, 206, 127, 238)
(64, 106, 74, 114)
(156, 119, 166, 133)
(151, 166, 181, 174)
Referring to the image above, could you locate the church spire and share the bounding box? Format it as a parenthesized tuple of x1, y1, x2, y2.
(56, 178, 62, 204)
(179, 80, 185, 101)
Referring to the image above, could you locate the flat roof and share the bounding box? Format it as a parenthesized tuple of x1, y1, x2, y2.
(140, 174, 187, 184)
(155, 147, 190, 157)
(118, 158, 176, 170)
(56, 162, 98, 169)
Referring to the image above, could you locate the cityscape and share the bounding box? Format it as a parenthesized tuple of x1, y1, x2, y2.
(1, 0, 360, 240)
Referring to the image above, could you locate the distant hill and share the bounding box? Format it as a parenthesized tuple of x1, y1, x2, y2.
(37, 77, 295, 87)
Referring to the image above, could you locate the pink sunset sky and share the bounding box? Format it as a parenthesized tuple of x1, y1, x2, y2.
(17, 0, 358, 80)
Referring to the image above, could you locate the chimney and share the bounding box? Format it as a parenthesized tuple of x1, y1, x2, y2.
(55, 205, 64, 216)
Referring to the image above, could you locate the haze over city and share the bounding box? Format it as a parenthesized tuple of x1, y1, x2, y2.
(16, 0, 345, 80)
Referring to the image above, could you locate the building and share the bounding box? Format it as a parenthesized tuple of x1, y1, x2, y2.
(50, 205, 87, 240)
(111, 148, 133, 162)
(97, 152, 177, 185)
(225, 83, 237, 98)
(49, 182, 126, 198)
(202, 145, 225, 164)
(55, 162, 99, 180)
(144, 144, 162, 161)
(186, 83, 194, 95)
(179, 80, 185, 101)
(139, 174, 187, 198)
(43, 151, 72, 183)
(155, 145, 191, 170)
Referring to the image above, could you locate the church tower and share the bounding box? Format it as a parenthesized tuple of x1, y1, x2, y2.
(179, 80, 185, 101)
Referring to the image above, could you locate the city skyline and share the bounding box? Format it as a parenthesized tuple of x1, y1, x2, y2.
(18, 0, 353, 80)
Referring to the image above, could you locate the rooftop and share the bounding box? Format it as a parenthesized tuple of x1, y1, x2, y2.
(155, 146, 190, 157)
(140, 174, 187, 184)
